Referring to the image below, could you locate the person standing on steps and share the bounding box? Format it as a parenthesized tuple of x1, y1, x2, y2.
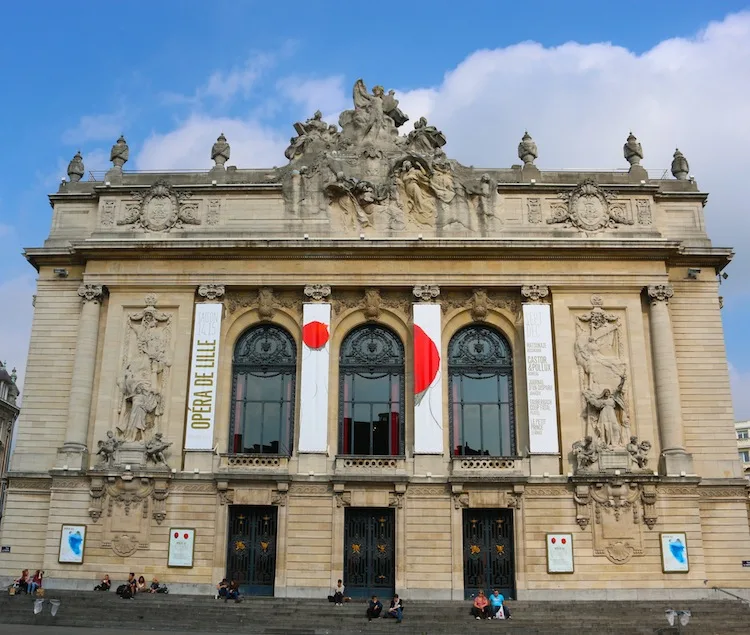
(366, 595, 383, 621)
(489, 589, 511, 619)
(471, 589, 491, 619)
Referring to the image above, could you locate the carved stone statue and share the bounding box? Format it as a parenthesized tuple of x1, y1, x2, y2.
(623, 132, 643, 167)
(583, 383, 628, 447)
(338, 80, 405, 147)
(67, 151, 85, 182)
(671, 149, 689, 180)
(397, 160, 436, 226)
(363, 288, 382, 320)
(572, 436, 599, 471)
(406, 117, 446, 155)
(626, 436, 651, 469)
(116, 298, 172, 443)
(110, 135, 129, 168)
(518, 131, 538, 166)
(95, 431, 121, 467)
(145, 432, 172, 466)
(211, 133, 230, 167)
(285, 111, 338, 161)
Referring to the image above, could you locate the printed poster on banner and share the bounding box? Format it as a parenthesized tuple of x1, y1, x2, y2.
(298, 302, 331, 453)
(184, 303, 222, 450)
(168, 528, 195, 568)
(546, 533, 573, 573)
(412, 303, 443, 454)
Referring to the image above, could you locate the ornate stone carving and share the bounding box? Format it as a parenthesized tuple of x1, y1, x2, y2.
(339, 80, 408, 148)
(527, 198, 542, 224)
(547, 180, 633, 232)
(101, 200, 116, 226)
(407, 486, 448, 497)
(206, 199, 220, 225)
(574, 485, 591, 529)
(623, 132, 643, 167)
(78, 284, 105, 304)
(289, 483, 331, 495)
(397, 159, 436, 227)
(67, 151, 84, 182)
(271, 490, 288, 507)
(641, 483, 658, 530)
(144, 433, 172, 467)
(636, 200, 652, 225)
(469, 289, 489, 322)
(152, 479, 169, 524)
(304, 284, 331, 301)
(197, 284, 225, 302)
(626, 436, 651, 470)
(363, 288, 382, 320)
(518, 131, 538, 166)
(647, 284, 674, 304)
(117, 180, 201, 232)
(94, 431, 121, 468)
(452, 492, 470, 509)
(285, 110, 340, 162)
(388, 492, 405, 509)
(211, 133, 230, 167)
(671, 149, 689, 180)
(110, 534, 140, 557)
(257, 287, 277, 318)
(521, 285, 549, 303)
(441, 289, 521, 324)
(413, 284, 440, 302)
(574, 297, 632, 453)
(116, 296, 172, 444)
(405, 117, 446, 155)
(334, 491, 351, 507)
(110, 135, 129, 168)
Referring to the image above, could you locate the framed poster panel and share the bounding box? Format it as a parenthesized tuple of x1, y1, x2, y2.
(168, 528, 195, 568)
(58, 524, 86, 564)
(546, 533, 574, 573)
(660, 533, 689, 573)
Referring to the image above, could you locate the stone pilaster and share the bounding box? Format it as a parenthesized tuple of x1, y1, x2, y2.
(58, 284, 106, 469)
(647, 284, 693, 475)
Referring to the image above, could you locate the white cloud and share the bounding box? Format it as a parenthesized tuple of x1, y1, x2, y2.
(730, 363, 750, 421)
(62, 111, 127, 145)
(276, 75, 348, 119)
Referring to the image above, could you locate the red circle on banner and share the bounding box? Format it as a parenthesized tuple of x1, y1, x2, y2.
(174, 532, 179, 539)
(184, 533, 189, 539)
(303, 321, 329, 349)
(413, 325, 440, 394)
(551, 537, 556, 544)
(561, 538, 566, 544)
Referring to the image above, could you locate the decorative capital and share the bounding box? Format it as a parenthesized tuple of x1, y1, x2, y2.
(197, 283, 226, 302)
(647, 284, 674, 304)
(413, 284, 440, 302)
(304, 284, 331, 302)
(521, 285, 549, 303)
(78, 284, 105, 304)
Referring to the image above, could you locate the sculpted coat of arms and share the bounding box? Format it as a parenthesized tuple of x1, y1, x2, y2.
(118, 180, 201, 232)
(547, 180, 633, 232)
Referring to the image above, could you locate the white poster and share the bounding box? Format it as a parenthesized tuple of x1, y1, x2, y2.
(59, 524, 86, 564)
(298, 303, 331, 453)
(184, 303, 223, 450)
(661, 533, 689, 573)
(523, 303, 559, 454)
(168, 528, 195, 568)
(413, 303, 443, 454)
(546, 533, 574, 573)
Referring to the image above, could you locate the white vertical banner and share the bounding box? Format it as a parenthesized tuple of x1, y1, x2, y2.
(184, 303, 223, 450)
(298, 302, 331, 453)
(523, 303, 559, 454)
(413, 303, 443, 454)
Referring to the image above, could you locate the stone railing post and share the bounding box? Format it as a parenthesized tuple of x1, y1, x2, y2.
(58, 284, 106, 469)
(647, 284, 693, 475)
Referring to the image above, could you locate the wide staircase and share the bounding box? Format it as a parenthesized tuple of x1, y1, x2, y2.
(1, 591, 749, 634)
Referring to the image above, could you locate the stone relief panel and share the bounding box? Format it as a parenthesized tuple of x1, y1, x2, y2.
(571, 296, 651, 474)
(547, 180, 634, 233)
(224, 288, 302, 318)
(441, 289, 522, 324)
(117, 180, 201, 232)
(331, 288, 412, 320)
(114, 295, 173, 454)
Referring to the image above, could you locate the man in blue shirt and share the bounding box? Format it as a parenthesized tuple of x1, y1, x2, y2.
(489, 589, 511, 619)
(366, 595, 383, 621)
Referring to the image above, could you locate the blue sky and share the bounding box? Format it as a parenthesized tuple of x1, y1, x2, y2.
(1, 1, 749, 418)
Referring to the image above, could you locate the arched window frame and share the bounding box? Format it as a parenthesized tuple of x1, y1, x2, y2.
(448, 324, 517, 457)
(229, 324, 297, 456)
(338, 324, 406, 456)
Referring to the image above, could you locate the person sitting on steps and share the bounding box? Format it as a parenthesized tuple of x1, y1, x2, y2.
(226, 580, 242, 603)
(28, 570, 43, 595)
(94, 574, 111, 591)
(471, 589, 491, 619)
(332, 579, 345, 606)
(386, 594, 403, 622)
(13, 569, 29, 594)
(489, 588, 511, 620)
(366, 595, 383, 621)
(136, 576, 148, 593)
(216, 578, 229, 599)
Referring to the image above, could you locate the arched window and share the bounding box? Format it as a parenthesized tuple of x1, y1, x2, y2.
(230, 324, 296, 455)
(339, 325, 405, 456)
(449, 325, 515, 457)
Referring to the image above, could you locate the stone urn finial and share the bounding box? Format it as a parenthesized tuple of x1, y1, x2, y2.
(67, 151, 85, 182)
(110, 135, 129, 169)
(211, 132, 230, 167)
(623, 132, 643, 167)
(518, 131, 538, 166)
(671, 148, 689, 180)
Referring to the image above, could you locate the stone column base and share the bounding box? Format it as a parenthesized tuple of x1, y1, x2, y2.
(660, 450, 695, 476)
(55, 446, 88, 471)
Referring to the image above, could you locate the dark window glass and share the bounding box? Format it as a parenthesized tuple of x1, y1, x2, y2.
(449, 325, 515, 457)
(339, 325, 404, 456)
(230, 325, 296, 455)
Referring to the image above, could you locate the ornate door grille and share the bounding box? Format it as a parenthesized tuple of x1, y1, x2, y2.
(344, 507, 395, 598)
(226, 506, 277, 596)
(462, 508, 515, 600)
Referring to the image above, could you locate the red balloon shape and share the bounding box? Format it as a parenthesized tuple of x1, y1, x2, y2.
(303, 321, 329, 349)
(174, 532, 179, 539)
(184, 533, 189, 539)
(413, 325, 440, 395)
(561, 538, 566, 544)
(551, 537, 556, 544)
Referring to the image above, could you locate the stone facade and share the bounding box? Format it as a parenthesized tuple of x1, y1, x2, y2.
(0, 360, 20, 525)
(0, 80, 748, 600)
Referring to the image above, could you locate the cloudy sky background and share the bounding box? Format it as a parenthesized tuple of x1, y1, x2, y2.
(0, 1, 749, 418)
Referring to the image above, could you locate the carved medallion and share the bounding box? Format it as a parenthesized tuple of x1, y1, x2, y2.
(118, 180, 201, 232)
(548, 180, 634, 232)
